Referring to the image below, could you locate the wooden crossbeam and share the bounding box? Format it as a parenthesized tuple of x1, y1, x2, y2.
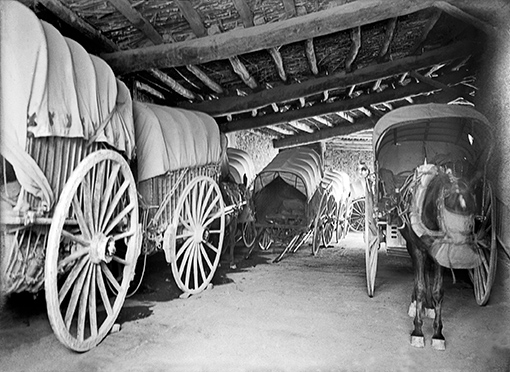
(345, 26, 361, 72)
(433, 1, 497, 36)
(219, 69, 471, 133)
(102, 0, 438, 72)
(288, 121, 315, 133)
(181, 41, 475, 116)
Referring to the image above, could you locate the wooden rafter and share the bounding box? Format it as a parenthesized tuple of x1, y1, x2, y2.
(135, 81, 165, 100)
(288, 121, 314, 133)
(378, 18, 397, 62)
(345, 26, 361, 72)
(433, 1, 497, 36)
(101, 0, 438, 72)
(267, 125, 294, 135)
(149, 69, 195, 99)
(178, 41, 474, 116)
(410, 9, 442, 55)
(218, 70, 472, 132)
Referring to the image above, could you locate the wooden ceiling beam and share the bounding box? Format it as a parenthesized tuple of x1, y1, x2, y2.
(219, 70, 471, 132)
(433, 1, 497, 36)
(288, 121, 315, 133)
(181, 41, 475, 116)
(378, 18, 397, 62)
(101, 0, 437, 73)
(410, 9, 442, 55)
(345, 26, 361, 72)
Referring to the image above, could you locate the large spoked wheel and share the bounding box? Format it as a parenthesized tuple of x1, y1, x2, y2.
(323, 197, 338, 246)
(336, 201, 349, 241)
(348, 198, 366, 232)
(258, 229, 273, 251)
(312, 193, 329, 256)
(170, 176, 225, 295)
(469, 181, 497, 306)
(365, 185, 379, 297)
(242, 220, 256, 248)
(45, 150, 140, 352)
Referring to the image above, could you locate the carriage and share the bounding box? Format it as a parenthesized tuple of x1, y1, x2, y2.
(248, 147, 339, 262)
(225, 148, 257, 249)
(320, 170, 351, 244)
(0, 1, 241, 352)
(364, 103, 497, 304)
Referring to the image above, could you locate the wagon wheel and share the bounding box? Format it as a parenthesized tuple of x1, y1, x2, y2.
(312, 192, 331, 256)
(170, 176, 225, 295)
(365, 182, 379, 297)
(322, 197, 338, 246)
(242, 220, 256, 248)
(469, 181, 497, 306)
(45, 150, 140, 352)
(348, 197, 366, 232)
(336, 201, 349, 241)
(258, 229, 273, 251)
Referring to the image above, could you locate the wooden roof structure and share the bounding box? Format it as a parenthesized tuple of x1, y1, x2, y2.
(23, 0, 506, 150)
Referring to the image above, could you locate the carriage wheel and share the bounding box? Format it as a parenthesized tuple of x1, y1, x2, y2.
(322, 197, 337, 246)
(365, 187, 379, 297)
(336, 201, 349, 241)
(45, 150, 140, 352)
(348, 198, 366, 232)
(242, 221, 256, 248)
(312, 193, 331, 256)
(469, 181, 497, 306)
(258, 229, 273, 251)
(170, 176, 225, 295)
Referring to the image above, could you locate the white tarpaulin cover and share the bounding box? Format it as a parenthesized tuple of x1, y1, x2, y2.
(226, 148, 256, 185)
(0, 1, 135, 209)
(253, 148, 322, 201)
(133, 101, 222, 182)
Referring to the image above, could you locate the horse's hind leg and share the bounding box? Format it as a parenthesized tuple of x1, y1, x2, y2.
(431, 262, 445, 350)
(409, 244, 426, 348)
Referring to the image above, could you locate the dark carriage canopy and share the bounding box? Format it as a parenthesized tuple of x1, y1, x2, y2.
(133, 101, 224, 183)
(372, 103, 493, 176)
(253, 147, 323, 202)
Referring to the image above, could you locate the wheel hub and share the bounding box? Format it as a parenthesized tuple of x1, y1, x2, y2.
(193, 225, 210, 244)
(89, 234, 116, 264)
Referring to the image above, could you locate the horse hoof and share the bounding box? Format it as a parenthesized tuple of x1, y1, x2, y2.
(408, 301, 416, 317)
(411, 335, 425, 348)
(432, 338, 446, 351)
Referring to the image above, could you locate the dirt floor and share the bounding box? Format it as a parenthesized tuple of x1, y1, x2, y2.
(1, 232, 509, 372)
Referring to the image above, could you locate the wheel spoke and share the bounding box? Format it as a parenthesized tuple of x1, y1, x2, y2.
(98, 163, 121, 229)
(193, 243, 199, 290)
(112, 255, 129, 266)
(203, 209, 222, 229)
(202, 195, 221, 226)
(199, 243, 214, 271)
(72, 196, 92, 239)
(197, 244, 207, 286)
(204, 240, 220, 254)
(178, 216, 193, 231)
(78, 261, 94, 342)
(57, 247, 90, 273)
(88, 267, 98, 339)
(184, 196, 195, 227)
(183, 243, 196, 288)
(100, 179, 130, 232)
(178, 240, 194, 277)
(198, 184, 215, 223)
(196, 180, 207, 221)
(176, 237, 193, 261)
(64, 262, 91, 329)
(104, 201, 135, 235)
(58, 255, 89, 303)
(92, 161, 106, 233)
(96, 264, 113, 317)
(112, 229, 135, 242)
(175, 230, 193, 240)
(101, 262, 121, 293)
(81, 175, 94, 234)
(61, 229, 90, 247)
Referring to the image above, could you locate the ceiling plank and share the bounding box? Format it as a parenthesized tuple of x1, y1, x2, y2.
(378, 18, 397, 62)
(219, 70, 472, 132)
(101, 0, 437, 73)
(288, 121, 315, 133)
(274, 119, 375, 149)
(107, 0, 164, 44)
(180, 41, 475, 116)
(433, 1, 497, 36)
(345, 26, 361, 72)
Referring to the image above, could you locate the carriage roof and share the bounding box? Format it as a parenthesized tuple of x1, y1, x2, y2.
(133, 101, 223, 182)
(253, 147, 323, 201)
(227, 148, 256, 185)
(372, 103, 493, 172)
(321, 170, 350, 202)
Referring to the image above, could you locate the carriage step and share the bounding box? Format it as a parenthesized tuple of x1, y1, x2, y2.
(386, 246, 409, 258)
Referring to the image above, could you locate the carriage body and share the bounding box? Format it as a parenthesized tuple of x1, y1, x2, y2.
(365, 103, 497, 302)
(251, 147, 332, 261)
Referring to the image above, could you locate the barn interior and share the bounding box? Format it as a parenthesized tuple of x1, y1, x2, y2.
(1, 0, 510, 366)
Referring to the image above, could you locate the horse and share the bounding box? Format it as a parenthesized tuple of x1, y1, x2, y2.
(398, 163, 481, 350)
(218, 173, 252, 269)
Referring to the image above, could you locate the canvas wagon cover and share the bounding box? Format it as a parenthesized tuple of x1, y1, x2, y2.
(372, 103, 492, 175)
(227, 148, 256, 185)
(253, 148, 322, 201)
(133, 101, 223, 182)
(322, 170, 350, 203)
(0, 1, 135, 208)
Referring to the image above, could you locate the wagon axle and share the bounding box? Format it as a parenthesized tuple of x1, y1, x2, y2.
(89, 234, 116, 264)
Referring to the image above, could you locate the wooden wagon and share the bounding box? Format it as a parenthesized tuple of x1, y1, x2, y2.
(1, 2, 140, 351)
(320, 170, 351, 245)
(249, 147, 336, 262)
(364, 103, 497, 303)
(225, 147, 257, 248)
(134, 101, 232, 296)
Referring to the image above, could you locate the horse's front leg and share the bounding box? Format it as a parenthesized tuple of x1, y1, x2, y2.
(410, 245, 426, 348)
(431, 262, 445, 350)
